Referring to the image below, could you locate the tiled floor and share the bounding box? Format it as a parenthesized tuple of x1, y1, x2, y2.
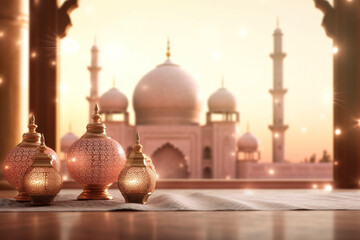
(1, 190, 360, 240)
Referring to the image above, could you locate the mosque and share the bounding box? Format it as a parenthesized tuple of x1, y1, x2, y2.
(60, 24, 332, 180)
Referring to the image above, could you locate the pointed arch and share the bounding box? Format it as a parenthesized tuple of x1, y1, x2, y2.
(151, 142, 189, 179)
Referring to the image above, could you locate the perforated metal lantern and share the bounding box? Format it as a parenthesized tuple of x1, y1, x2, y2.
(24, 135, 63, 206)
(3, 115, 60, 202)
(67, 105, 126, 200)
(118, 133, 156, 204)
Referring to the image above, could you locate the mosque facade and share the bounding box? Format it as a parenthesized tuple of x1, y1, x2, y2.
(60, 24, 333, 180)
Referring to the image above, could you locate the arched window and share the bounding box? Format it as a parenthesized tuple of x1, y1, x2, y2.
(203, 147, 212, 159)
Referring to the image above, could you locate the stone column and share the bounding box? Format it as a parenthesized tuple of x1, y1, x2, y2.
(0, 0, 29, 189)
(29, 0, 78, 152)
(315, 0, 360, 188)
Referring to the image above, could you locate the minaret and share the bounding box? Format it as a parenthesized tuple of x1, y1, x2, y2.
(86, 37, 101, 122)
(269, 19, 288, 163)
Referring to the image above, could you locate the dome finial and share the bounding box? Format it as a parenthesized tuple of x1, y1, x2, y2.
(166, 37, 171, 59)
(221, 76, 225, 88)
(112, 75, 116, 88)
(94, 35, 97, 45)
(276, 16, 279, 28)
(69, 122, 72, 132)
(247, 122, 250, 132)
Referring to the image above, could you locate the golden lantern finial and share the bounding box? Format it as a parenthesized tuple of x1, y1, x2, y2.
(39, 134, 46, 153)
(91, 104, 101, 123)
(85, 103, 106, 136)
(28, 114, 37, 133)
(166, 38, 171, 59)
(136, 132, 140, 144)
(133, 132, 143, 153)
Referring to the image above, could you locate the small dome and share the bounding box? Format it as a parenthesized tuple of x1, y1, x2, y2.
(237, 132, 259, 152)
(60, 132, 79, 153)
(133, 59, 202, 125)
(208, 87, 237, 112)
(99, 88, 128, 113)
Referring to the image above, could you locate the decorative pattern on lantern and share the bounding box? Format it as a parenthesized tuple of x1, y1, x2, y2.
(118, 133, 157, 204)
(3, 115, 60, 202)
(67, 104, 126, 200)
(24, 135, 63, 206)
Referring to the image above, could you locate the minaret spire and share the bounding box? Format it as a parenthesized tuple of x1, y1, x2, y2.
(87, 38, 102, 122)
(112, 75, 116, 88)
(269, 22, 288, 163)
(166, 38, 171, 59)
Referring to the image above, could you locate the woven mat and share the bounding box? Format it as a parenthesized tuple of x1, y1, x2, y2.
(1, 189, 360, 212)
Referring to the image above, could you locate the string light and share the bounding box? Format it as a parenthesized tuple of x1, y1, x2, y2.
(31, 51, 37, 58)
(324, 184, 333, 191)
(333, 47, 338, 54)
(301, 127, 307, 133)
(274, 133, 279, 138)
(0, 31, 4, 38)
(335, 129, 341, 135)
(244, 190, 253, 195)
(312, 184, 318, 189)
(268, 169, 274, 175)
(0, 77, 3, 85)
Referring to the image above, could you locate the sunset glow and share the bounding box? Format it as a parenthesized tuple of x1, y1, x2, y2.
(60, 0, 333, 163)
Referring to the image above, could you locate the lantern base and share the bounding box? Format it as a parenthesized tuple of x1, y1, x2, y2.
(122, 192, 152, 204)
(14, 189, 31, 202)
(78, 184, 113, 200)
(30, 195, 55, 206)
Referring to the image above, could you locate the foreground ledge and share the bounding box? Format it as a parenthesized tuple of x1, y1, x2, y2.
(61, 179, 333, 189)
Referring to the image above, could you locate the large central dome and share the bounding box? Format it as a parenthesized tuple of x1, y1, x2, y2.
(133, 47, 202, 125)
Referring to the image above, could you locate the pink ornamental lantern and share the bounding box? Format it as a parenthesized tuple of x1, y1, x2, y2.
(67, 104, 126, 200)
(3, 115, 60, 202)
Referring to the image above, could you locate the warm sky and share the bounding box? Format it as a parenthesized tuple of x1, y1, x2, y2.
(59, 0, 334, 163)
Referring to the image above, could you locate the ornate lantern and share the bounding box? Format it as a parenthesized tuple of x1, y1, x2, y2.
(24, 135, 63, 205)
(118, 133, 156, 204)
(3, 115, 60, 202)
(67, 104, 126, 200)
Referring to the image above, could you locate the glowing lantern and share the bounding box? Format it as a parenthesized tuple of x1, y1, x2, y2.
(118, 133, 156, 204)
(24, 135, 62, 205)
